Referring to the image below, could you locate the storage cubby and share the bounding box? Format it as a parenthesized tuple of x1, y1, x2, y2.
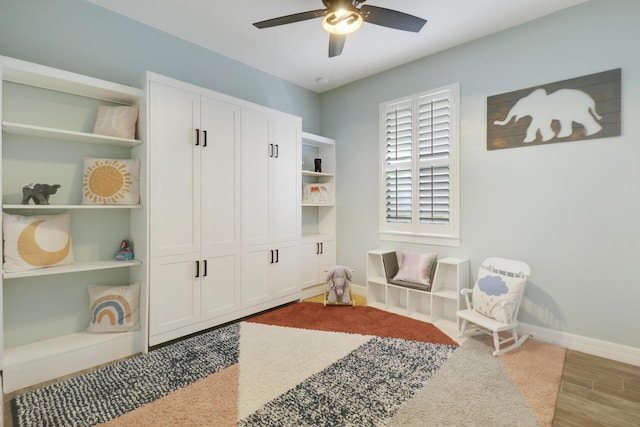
(366, 250, 469, 334)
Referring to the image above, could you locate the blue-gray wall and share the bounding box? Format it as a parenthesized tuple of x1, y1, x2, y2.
(320, 0, 640, 348)
(2, 0, 638, 349)
(0, 0, 321, 131)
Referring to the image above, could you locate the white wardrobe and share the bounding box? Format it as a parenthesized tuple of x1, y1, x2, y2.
(147, 73, 302, 345)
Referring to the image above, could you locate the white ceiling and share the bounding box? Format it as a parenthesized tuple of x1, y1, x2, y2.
(87, 0, 587, 93)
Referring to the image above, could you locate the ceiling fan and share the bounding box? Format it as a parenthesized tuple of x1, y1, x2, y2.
(253, 0, 427, 58)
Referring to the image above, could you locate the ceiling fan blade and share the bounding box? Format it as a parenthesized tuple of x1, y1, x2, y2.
(360, 5, 427, 33)
(328, 34, 346, 58)
(253, 9, 326, 29)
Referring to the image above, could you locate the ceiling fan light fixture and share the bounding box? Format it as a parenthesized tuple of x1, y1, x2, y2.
(322, 8, 363, 35)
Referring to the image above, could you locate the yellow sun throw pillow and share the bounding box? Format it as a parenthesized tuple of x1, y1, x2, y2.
(2, 212, 74, 273)
(87, 283, 140, 333)
(82, 157, 140, 205)
(92, 105, 139, 140)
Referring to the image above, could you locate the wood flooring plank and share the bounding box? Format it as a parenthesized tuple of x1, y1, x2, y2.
(560, 368, 594, 389)
(554, 350, 640, 426)
(552, 405, 607, 427)
(566, 351, 640, 380)
(593, 380, 640, 404)
(556, 393, 640, 427)
(625, 378, 640, 394)
(559, 382, 640, 426)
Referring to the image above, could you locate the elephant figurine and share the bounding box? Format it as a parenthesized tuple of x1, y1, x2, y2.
(493, 88, 602, 143)
(326, 265, 353, 304)
(21, 183, 61, 205)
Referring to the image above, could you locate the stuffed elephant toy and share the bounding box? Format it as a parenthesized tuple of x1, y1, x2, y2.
(326, 265, 353, 304)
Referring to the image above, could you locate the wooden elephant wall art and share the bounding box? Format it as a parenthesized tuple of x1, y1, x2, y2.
(487, 68, 621, 150)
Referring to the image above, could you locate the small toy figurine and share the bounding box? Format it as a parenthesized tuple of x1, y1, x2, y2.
(22, 183, 61, 205)
(115, 239, 134, 260)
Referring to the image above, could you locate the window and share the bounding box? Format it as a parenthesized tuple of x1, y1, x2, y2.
(379, 83, 460, 246)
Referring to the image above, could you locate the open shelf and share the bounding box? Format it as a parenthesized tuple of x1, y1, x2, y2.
(2, 56, 143, 104)
(3, 121, 142, 147)
(302, 203, 334, 207)
(431, 289, 458, 300)
(3, 259, 141, 279)
(302, 170, 334, 178)
(301, 131, 335, 245)
(3, 204, 142, 210)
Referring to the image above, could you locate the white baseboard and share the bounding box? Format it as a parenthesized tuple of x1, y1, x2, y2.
(3, 331, 141, 393)
(351, 283, 367, 297)
(301, 283, 368, 300)
(519, 322, 640, 367)
(300, 283, 325, 300)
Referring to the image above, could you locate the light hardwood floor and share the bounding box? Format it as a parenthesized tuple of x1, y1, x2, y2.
(552, 350, 640, 426)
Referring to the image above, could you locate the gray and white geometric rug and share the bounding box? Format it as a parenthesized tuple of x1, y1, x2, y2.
(12, 308, 560, 426)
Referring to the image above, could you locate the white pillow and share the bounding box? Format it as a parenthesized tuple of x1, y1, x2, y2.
(92, 105, 138, 139)
(87, 283, 140, 333)
(472, 266, 526, 322)
(392, 251, 437, 286)
(82, 157, 140, 205)
(2, 212, 74, 273)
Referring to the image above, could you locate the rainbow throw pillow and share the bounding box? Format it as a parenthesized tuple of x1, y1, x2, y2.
(87, 283, 140, 333)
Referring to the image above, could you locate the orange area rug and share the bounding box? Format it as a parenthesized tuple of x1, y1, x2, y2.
(248, 301, 458, 345)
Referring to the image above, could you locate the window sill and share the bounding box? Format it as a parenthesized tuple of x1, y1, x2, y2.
(379, 231, 461, 247)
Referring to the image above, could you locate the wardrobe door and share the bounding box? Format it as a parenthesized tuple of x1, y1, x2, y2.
(240, 107, 272, 245)
(149, 82, 201, 258)
(271, 242, 301, 298)
(200, 97, 240, 252)
(241, 245, 272, 308)
(149, 254, 200, 341)
(200, 251, 240, 320)
(272, 115, 301, 243)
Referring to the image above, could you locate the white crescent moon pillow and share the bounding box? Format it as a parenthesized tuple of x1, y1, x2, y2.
(2, 212, 75, 272)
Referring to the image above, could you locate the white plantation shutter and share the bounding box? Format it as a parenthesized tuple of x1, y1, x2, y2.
(384, 100, 413, 223)
(418, 92, 451, 224)
(380, 84, 460, 245)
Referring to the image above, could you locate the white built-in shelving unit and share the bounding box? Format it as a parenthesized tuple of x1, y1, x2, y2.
(0, 56, 147, 392)
(300, 132, 337, 297)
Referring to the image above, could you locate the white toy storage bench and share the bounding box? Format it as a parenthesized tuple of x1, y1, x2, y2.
(366, 250, 469, 332)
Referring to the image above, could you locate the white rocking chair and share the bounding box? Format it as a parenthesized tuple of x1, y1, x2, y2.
(457, 257, 531, 356)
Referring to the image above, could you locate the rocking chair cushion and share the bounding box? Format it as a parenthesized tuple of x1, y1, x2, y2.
(472, 267, 526, 322)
